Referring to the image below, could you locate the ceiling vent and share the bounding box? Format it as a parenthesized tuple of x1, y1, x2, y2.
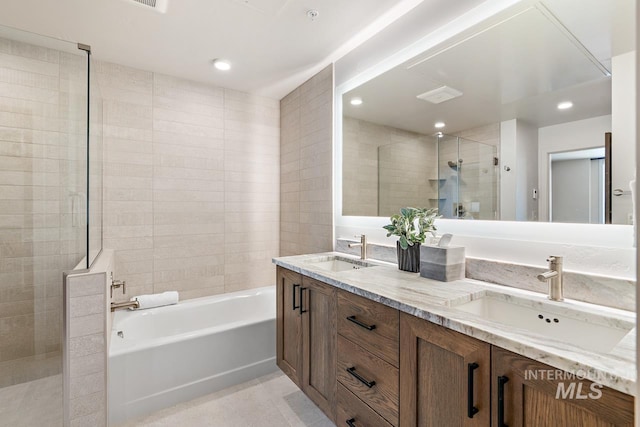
(128, 0, 169, 13)
(417, 86, 463, 104)
(230, 0, 290, 16)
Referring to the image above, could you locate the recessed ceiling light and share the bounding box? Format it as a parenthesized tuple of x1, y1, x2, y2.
(213, 59, 231, 71)
(557, 101, 573, 110)
(434, 122, 446, 129)
(350, 97, 363, 106)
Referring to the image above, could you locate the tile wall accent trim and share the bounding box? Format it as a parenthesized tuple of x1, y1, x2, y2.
(336, 239, 635, 311)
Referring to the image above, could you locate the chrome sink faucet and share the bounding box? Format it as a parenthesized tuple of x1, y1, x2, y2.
(537, 256, 564, 301)
(348, 234, 367, 260)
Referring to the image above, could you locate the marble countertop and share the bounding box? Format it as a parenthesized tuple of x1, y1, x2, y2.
(273, 252, 636, 396)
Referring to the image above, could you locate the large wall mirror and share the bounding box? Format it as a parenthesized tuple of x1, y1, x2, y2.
(341, 0, 635, 225)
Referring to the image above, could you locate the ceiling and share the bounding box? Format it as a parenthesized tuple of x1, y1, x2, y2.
(343, 0, 628, 136)
(0, 0, 417, 99)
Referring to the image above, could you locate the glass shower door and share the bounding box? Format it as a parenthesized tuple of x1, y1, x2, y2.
(436, 134, 461, 219)
(437, 135, 499, 220)
(457, 138, 498, 220)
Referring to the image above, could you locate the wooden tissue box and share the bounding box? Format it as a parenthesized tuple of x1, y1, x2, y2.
(419, 244, 465, 282)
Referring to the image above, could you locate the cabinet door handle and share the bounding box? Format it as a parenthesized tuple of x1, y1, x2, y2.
(467, 362, 479, 418)
(292, 284, 300, 311)
(498, 375, 509, 427)
(346, 418, 357, 427)
(299, 287, 308, 314)
(346, 367, 376, 388)
(346, 315, 376, 331)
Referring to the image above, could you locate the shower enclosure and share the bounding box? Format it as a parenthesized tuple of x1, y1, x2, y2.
(0, 25, 102, 426)
(437, 134, 498, 220)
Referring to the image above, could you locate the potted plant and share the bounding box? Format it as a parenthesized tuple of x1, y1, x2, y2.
(383, 207, 440, 272)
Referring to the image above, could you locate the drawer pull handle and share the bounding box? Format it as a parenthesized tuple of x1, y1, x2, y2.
(346, 418, 357, 427)
(498, 375, 509, 427)
(346, 367, 376, 388)
(292, 284, 300, 311)
(467, 362, 479, 418)
(346, 315, 376, 331)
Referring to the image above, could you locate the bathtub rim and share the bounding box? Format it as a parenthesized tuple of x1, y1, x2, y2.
(109, 285, 275, 357)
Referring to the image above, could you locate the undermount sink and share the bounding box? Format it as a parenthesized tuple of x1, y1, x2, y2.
(450, 291, 634, 353)
(304, 256, 374, 272)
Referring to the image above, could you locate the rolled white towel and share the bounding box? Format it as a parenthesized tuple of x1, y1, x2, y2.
(131, 291, 179, 310)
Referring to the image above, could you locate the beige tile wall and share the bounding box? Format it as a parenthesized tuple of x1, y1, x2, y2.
(280, 65, 333, 256)
(378, 129, 437, 217)
(342, 116, 438, 217)
(100, 63, 280, 301)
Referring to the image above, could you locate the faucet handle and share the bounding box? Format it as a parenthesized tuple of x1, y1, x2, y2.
(547, 256, 563, 265)
(110, 277, 126, 298)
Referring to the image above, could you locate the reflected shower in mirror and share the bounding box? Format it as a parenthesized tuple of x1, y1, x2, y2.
(341, 0, 634, 224)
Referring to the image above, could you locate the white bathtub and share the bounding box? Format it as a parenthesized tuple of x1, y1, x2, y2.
(108, 286, 276, 425)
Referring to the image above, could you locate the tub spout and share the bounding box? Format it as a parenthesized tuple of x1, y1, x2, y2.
(111, 300, 140, 312)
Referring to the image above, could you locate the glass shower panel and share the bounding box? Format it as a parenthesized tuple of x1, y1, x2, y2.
(59, 43, 89, 271)
(457, 138, 498, 220)
(436, 134, 461, 218)
(89, 53, 103, 265)
(0, 25, 89, 426)
(437, 135, 498, 220)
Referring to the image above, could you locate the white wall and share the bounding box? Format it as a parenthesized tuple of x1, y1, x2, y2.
(551, 159, 592, 223)
(500, 119, 538, 221)
(516, 121, 539, 221)
(611, 51, 636, 225)
(499, 120, 517, 220)
(537, 115, 612, 221)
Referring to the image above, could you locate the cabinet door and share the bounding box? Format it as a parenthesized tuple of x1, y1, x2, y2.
(492, 347, 634, 427)
(400, 312, 490, 427)
(276, 267, 303, 386)
(302, 276, 337, 422)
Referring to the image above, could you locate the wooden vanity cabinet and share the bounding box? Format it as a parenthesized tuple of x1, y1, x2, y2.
(276, 267, 303, 386)
(276, 267, 336, 421)
(399, 312, 491, 427)
(492, 347, 634, 427)
(277, 267, 635, 427)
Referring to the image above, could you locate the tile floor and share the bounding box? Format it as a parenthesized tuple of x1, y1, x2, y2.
(119, 371, 334, 427)
(0, 374, 62, 427)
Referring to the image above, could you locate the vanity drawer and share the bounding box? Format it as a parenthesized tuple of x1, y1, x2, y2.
(337, 290, 399, 367)
(336, 384, 394, 427)
(337, 335, 399, 426)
